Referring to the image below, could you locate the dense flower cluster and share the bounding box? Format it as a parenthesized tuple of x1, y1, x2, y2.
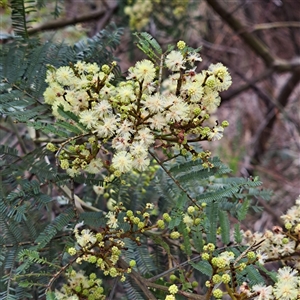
(240, 266, 300, 300)
(44, 41, 231, 178)
(124, 0, 189, 31)
(55, 202, 176, 298)
(242, 195, 300, 268)
(199, 196, 300, 300)
(55, 270, 104, 300)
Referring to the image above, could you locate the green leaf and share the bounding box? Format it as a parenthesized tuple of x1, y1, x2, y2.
(245, 265, 265, 285)
(206, 201, 218, 244)
(178, 221, 192, 256)
(189, 260, 213, 277)
(139, 32, 162, 55)
(27, 121, 70, 138)
(234, 223, 242, 243)
(218, 210, 230, 245)
(237, 198, 250, 221)
(192, 228, 204, 253)
(56, 120, 84, 135)
(46, 292, 57, 300)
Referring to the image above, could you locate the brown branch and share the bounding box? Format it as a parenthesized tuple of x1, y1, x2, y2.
(252, 21, 300, 31)
(28, 3, 118, 35)
(118, 258, 157, 300)
(221, 68, 273, 101)
(118, 258, 206, 299)
(249, 70, 300, 170)
(205, 0, 275, 66)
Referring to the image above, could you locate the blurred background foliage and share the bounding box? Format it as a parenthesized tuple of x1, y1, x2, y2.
(0, 0, 299, 236)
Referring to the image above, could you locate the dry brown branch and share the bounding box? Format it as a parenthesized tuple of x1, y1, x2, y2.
(205, 0, 275, 66)
(250, 70, 300, 169)
(221, 69, 273, 101)
(252, 21, 300, 32)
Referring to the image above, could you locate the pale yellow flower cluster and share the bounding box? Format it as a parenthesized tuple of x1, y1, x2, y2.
(243, 266, 299, 300)
(124, 0, 189, 31)
(240, 196, 300, 300)
(55, 270, 104, 299)
(44, 42, 231, 178)
(242, 195, 300, 266)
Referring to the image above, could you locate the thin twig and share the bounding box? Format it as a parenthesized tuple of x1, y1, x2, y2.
(46, 256, 78, 292)
(252, 21, 300, 32)
(149, 150, 201, 209)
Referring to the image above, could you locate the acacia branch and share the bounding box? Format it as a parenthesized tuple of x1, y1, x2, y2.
(118, 258, 206, 299)
(28, 3, 118, 35)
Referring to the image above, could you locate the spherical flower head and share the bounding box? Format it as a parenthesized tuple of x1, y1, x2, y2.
(251, 284, 273, 300)
(168, 284, 178, 294)
(187, 206, 195, 214)
(79, 110, 97, 129)
(208, 62, 232, 91)
(75, 229, 97, 248)
(129, 142, 147, 157)
(88, 255, 97, 264)
(183, 81, 203, 103)
(247, 251, 256, 260)
(148, 113, 168, 130)
(93, 100, 112, 118)
(96, 115, 118, 138)
(207, 126, 224, 141)
(256, 250, 268, 265)
(165, 50, 186, 72)
(187, 52, 202, 65)
(109, 267, 119, 277)
(46, 142, 57, 152)
(163, 213, 171, 222)
(68, 247, 77, 256)
(177, 40, 186, 50)
(166, 101, 190, 122)
(205, 75, 217, 89)
(112, 151, 133, 174)
(170, 231, 180, 239)
(212, 288, 223, 299)
(201, 253, 210, 260)
(146, 203, 154, 209)
(55, 66, 76, 86)
(144, 93, 165, 113)
(101, 64, 110, 74)
(129, 260, 136, 267)
(165, 295, 175, 300)
(222, 274, 231, 284)
(201, 88, 221, 113)
(105, 211, 119, 229)
(59, 159, 70, 170)
(204, 243, 215, 252)
(128, 59, 156, 83)
(85, 158, 103, 174)
(273, 281, 298, 300)
(221, 120, 229, 127)
(157, 220, 165, 229)
(212, 274, 222, 284)
(276, 266, 298, 285)
(135, 127, 154, 146)
(43, 83, 64, 105)
(183, 214, 193, 227)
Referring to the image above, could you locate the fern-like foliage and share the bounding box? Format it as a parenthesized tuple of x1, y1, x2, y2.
(10, 0, 37, 38)
(0, 22, 123, 299)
